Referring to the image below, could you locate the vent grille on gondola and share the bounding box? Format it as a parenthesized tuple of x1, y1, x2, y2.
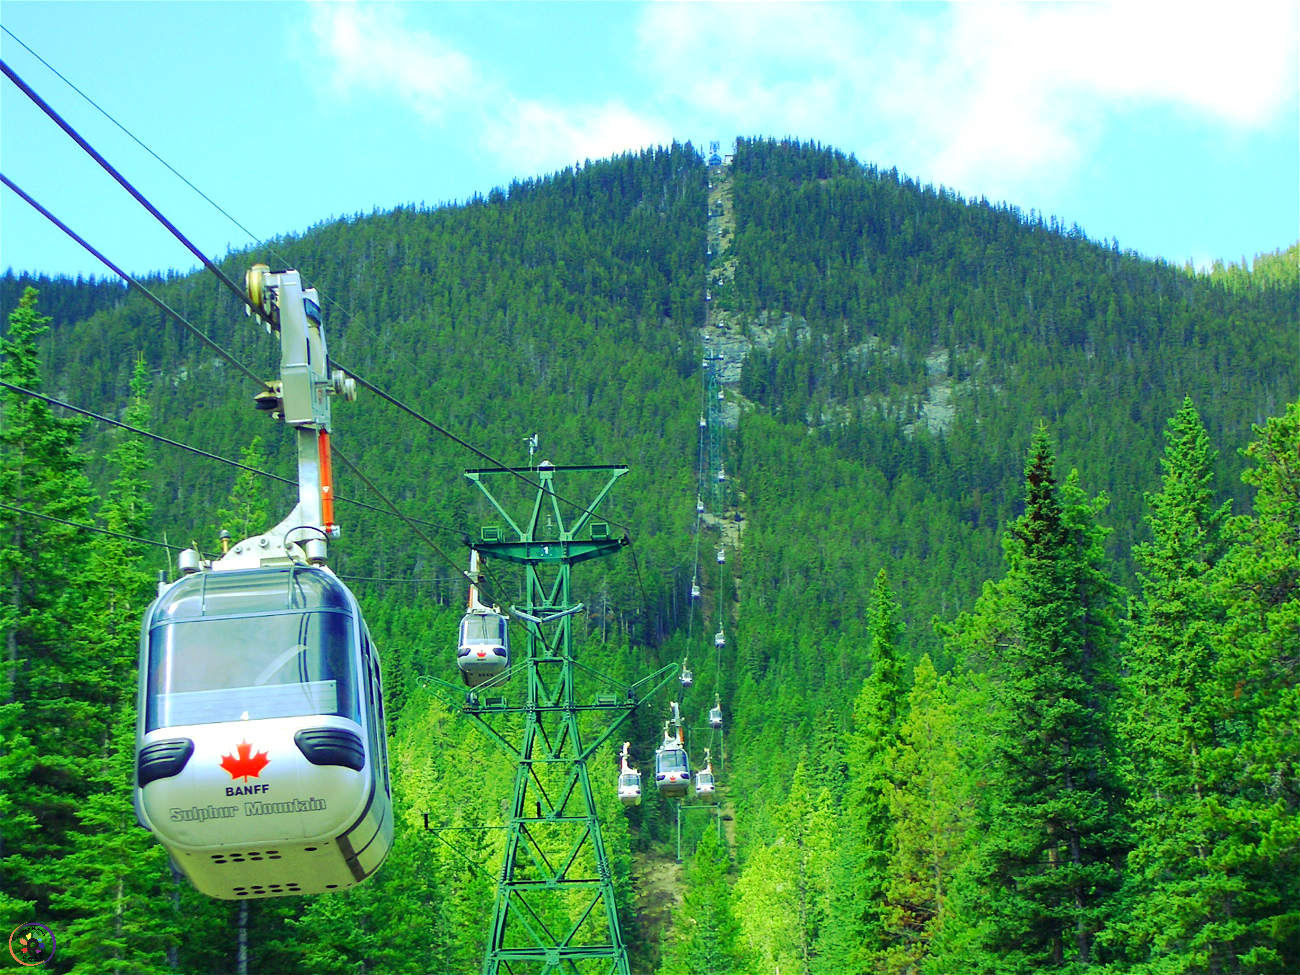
(210, 849, 284, 863)
(231, 882, 302, 897)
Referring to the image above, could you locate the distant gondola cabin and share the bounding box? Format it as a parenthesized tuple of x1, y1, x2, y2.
(655, 742, 691, 797)
(618, 770, 642, 805)
(458, 610, 510, 687)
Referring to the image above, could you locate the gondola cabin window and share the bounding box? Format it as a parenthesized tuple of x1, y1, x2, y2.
(145, 568, 359, 730)
(459, 613, 507, 649)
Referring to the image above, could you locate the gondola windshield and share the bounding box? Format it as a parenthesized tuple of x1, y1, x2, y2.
(460, 613, 506, 648)
(145, 569, 359, 731)
(656, 747, 689, 776)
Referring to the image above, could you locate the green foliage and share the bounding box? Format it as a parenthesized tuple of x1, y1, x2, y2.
(821, 569, 906, 971)
(939, 428, 1128, 972)
(878, 655, 976, 973)
(51, 359, 176, 975)
(659, 827, 746, 975)
(1, 287, 100, 918)
(735, 761, 836, 974)
(213, 435, 271, 545)
(1113, 397, 1236, 972)
(1198, 404, 1300, 973)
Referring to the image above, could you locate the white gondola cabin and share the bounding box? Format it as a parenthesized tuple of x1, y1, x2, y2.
(457, 610, 509, 687)
(617, 742, 641, 805)
(680, 661, 694, 688)
(136, 564, 392, 900)
(618, 770, 642, 805)
(654, 741, 691, 797)
(695, 751, 716, 796)
(457, 550, 509, 688)
(714, 628, 726, 649)
(709, 704, 724, 730)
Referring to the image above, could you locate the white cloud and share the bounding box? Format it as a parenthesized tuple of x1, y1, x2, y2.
(482, 97, 668, 172)
(634, 1, 1298, 200)
(1014, 1, 1299, 126)
(303, 3, 478, 121)
(303, 1, 666, 176)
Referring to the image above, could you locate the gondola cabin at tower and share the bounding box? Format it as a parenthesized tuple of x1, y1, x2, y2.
(457, 549, 510, 687)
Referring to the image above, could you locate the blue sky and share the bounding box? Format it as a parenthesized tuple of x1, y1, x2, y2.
(2, 1, 1297, 281)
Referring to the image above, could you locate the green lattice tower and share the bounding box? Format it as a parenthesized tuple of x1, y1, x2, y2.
(703, 353, 728, 513)
(463, 464, 671, 975)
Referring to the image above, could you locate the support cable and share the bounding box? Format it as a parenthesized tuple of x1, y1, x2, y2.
(5, 59, 656, 626)
(0, 172, 516, 611)
(2, 61, 645, 546)
(331, 444, 513, 607)
(0, 379, 292, 485)
(0, 173, 268, 390)
(0, 26, 264, 257)
(0, 500, 211, 558)
(0, 26, 367, 330)
(0, 380, 462, 537)
(1, 59, 269, 326)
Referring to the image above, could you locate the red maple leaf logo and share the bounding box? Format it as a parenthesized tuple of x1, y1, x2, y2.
(220, 741, 270, 781)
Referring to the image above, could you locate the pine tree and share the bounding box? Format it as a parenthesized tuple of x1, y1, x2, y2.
(953, 427, 1127, 971)
(877, 654, 974, 973)
(214, 435, 272, 544)
(0, 286, 98, 913)
(1196, 402, 1300, 973)
(51, 358, 180, 973)
(1115, 397, 1236, 971)
(822, 568, 905, 972)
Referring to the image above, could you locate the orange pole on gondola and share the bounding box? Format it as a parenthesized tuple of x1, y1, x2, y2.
(319, 428, 336, 533)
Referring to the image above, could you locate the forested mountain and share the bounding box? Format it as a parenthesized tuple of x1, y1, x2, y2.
(2, 137, 1296, 974)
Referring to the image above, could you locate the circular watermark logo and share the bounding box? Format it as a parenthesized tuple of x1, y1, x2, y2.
(8, 923, 55, 967)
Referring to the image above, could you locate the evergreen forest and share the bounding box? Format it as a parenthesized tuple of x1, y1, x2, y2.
(2, 137, 1297, 974)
